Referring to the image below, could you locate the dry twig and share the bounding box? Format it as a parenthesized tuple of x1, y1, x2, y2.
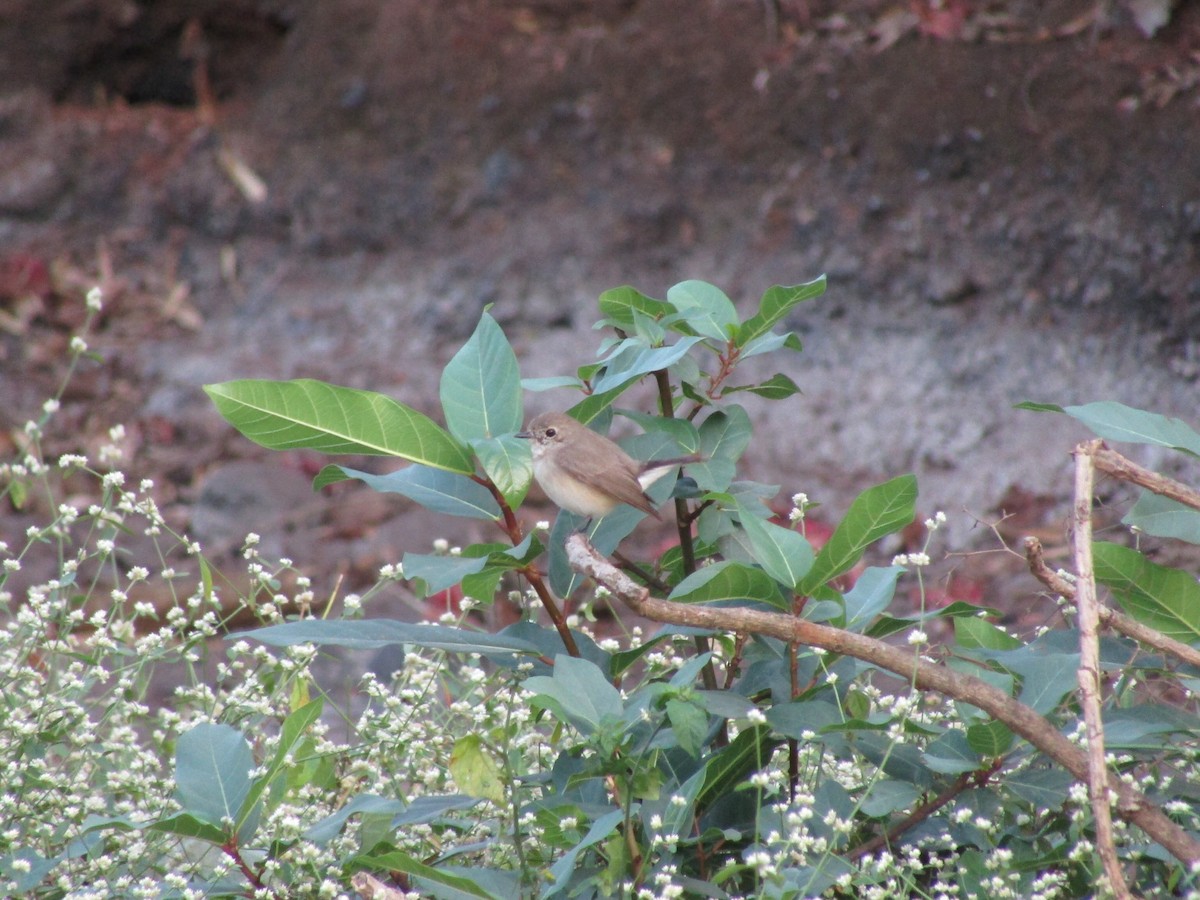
(1072, 440, 1129, 899)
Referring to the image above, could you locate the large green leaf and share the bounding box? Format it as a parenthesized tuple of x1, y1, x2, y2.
(450, 735, 505, 804)
(524, 655, 623, 734)
(358, 849, 496, 899)
(1027, 401, 1200, 458)
(954, 616, 1022, 651)
(544, 809, 625, 898)
(842, 566, 903, 632)
(695, 724, 780, 810)
(242, 619, 545, 655)
(439, 311, 523, 443)
(735, 276, 826, 349)
(1123, 491, 1200, 544)
(314, 464, 501, 520)
(798, 475, 917, 595)
(471, 434, 532, 510)
(402, 552, 491, 596)
(618, 410, 699, 451)
(175, 724, 254, 831)
(1012, 654, 1079, 715)
(668, 560, 787, 609)
(966, 720, 1014, 757)
(146, 812, 228, 844)
(204, 379, 474, 473)
(1093, 541, 1200, 644)
(922, 731, 980, 775)
(736, 501, 815, 590)
(693, 406, 752, 491)
(666, 280, 739, 341)
(237, 699, 324, 833)
(305, 794, 480, 845)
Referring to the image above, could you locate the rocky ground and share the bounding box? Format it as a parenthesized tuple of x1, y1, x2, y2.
(2, 0, 1199, 632)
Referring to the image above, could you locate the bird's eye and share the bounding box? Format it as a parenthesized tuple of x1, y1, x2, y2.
(545, 428, 557, 438)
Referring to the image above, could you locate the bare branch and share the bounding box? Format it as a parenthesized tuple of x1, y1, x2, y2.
(1072, 439, 1129, 899)
(1092, 445, 1200, 511)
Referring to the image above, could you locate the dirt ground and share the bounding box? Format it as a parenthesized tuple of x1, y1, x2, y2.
(2, 0, 1199, 627)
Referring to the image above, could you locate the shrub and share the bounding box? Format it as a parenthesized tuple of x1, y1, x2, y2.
(2, 281, 1198, 898)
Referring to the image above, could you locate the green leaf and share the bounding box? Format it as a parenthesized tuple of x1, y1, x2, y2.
(666, 698, 708, 758)
(922, 731, 981, 775)
(471, 434, 532, 509)
(842, 566, 903, 632)
(359, 849, 497, 899)
(966, 720, 1014, 756)
(618, 410, 700, 451)
(724, 372, 802, 400)
(524, 654, 623, 735)
(669, 560, 788, 609)
(737, 329, 803, 359)
(954, 615, 1022, 651)
(402, 553, 490, 596)
(735, 276, 826, 348)
(521, 375, 584, 392)
(147, 812, 229, 844)
(675, 407, 750, 495)
(1123, 491, 1200, 544)
(1061, 401, 1200, 457)
(241, 619, 545, 656)
(699, 404, 751, 463)
(544, 809, 625, 897)
(314, 464, 501, 520)
(568, 380, 640, 426)
(204, 379, 474, 473)
(450, 735, 505, 804)
(597, 285, 673, 328)
(238, 698, 324, 830)
(1014, 401, 1063, 413)
(798, 475, 917, 595)
(860, 780, 920, 818)
(1005, 769, 1072, 807)
(1103, 705, 1200, 749)
(695, 724, 781, 810)
(306, 794, 480, 845)
(736, 503, 815, 590)
(459, 566, 505, 604)
(1009, 653, 1079, 715)
(175, 723, 254, 831)
(591, 337, 704, 393)
(439, 311, 523, 443)
(1093, 541, 1200, 644)
(666, 280, 739, 341)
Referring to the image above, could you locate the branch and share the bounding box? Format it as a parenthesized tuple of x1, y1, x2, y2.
(1024, 537, 1200, 669)
(475, 474, 580, 658)
(1092, 445, 1200, 511)
(1072, 440, 1128, 899)
(565, 533, 1200, 869)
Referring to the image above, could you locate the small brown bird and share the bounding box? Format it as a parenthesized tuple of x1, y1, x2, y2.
(517, 412, 700, 520)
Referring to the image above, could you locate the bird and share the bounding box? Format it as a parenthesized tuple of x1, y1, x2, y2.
(516, 412, 700, 520)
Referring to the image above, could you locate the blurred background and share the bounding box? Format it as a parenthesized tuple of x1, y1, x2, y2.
(2, 0, 1198, 623)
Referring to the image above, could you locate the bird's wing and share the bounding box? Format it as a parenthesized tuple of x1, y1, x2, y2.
(554, 445, 658, 517)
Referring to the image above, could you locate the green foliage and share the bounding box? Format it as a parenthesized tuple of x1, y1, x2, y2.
(4, 282, 1200, 898)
